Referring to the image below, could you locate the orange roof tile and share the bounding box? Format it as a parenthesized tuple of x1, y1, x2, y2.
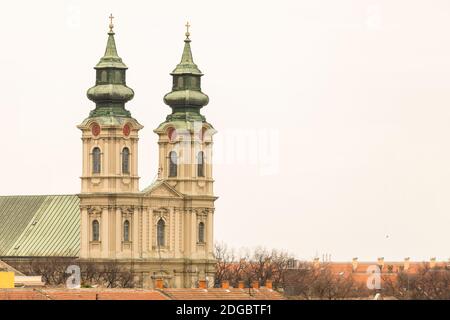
(162, 288, 285, 300)
(0, 288, 283, 300)
(0, 289, 169, 300)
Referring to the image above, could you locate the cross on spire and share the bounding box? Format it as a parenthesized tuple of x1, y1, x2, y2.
(109, 14, 114, 32)
(185, 21, 191, 39)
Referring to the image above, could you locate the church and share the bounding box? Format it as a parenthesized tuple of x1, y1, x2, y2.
(0, 19, 217, 288)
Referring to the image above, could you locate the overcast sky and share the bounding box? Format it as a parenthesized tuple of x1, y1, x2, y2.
(1, 0, 450, 262)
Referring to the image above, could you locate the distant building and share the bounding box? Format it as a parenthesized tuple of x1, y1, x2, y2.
(284, 256, 450, 295)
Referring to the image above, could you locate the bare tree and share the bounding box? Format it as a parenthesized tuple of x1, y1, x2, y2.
(284, 263, 368, 300)
(383, 263, 450, 300)
(9, 258, 136, 288)
(214, 242, 234, 287)
(23, 258, 74, 286)
(213, 243, 293, 290)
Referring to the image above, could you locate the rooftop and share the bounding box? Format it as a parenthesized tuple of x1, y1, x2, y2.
(0, 195, 80, 257)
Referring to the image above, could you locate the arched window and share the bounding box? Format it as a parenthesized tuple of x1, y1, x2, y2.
(122, 147, 130, 174)
(169, 151, 178, 177)
(157, 219, 165, 247)
(123, 220, 130, 242)
(92, 220, 100, 241)
(197, 151, 205, 177)
(198, 222, 205, 243)
(92, 147, 101, 174)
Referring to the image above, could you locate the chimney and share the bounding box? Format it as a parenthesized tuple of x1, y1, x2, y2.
(198, 279, 207, 289)
(352, 257, 358, 272)
(251, 280, 260, 289)
(377, 257, 384, 270)
(155, 278, 163, 289)
(238, 280, 245, 289)
(404, 257, 410, 271)
(221, 280, 229, 289)
(430, 257, 436, 269)
(265, 280, 273, 290)
(313, 257, 320, 268)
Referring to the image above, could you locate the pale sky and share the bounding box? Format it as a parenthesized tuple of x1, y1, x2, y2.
(1, 0, 450, 262)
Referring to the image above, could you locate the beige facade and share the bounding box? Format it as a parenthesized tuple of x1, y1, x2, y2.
(77, 116, 217, 288)
(76, 25, 217, 288)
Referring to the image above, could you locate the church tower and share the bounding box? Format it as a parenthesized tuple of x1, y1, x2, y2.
(155, 23, 216, 197)
(76, 19, 216, 288)
(78, 18, 143, 259)
(149, 24, 217, 286)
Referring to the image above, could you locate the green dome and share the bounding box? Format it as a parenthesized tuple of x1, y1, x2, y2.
(163, 34, 209, 122)
(163, 89, 208, 107)
(87, 30, 134, 118)
(87, 84, 134, 103)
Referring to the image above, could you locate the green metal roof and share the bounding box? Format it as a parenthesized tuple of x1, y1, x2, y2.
(163, 33, 209, 123)
(87, 29, 134, 118)
(0, 195, 80, 257)
(171, 38, 203, 75)
(95, 31, 128, 69)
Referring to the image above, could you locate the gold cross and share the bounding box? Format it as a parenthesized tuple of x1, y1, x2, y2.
(109, 14, 114, 32)
(185, 21, 191, 39)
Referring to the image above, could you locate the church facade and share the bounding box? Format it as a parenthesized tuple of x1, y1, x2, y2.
(0, 21, 217, 289)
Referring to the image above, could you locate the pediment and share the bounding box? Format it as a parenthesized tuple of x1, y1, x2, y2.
(142, 181, 183, 199)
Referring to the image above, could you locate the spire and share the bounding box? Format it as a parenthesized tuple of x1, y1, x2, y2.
(171, 23, 202, 75)
(87, 15, 134, 118)
(95, 15, 127, 69)
(163, 22, 209, 122)
(102, 32, 120, 60)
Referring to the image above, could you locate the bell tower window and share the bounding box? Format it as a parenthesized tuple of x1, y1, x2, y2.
(169, 151, 178, 177)
(122, 147, 130, 174)
(92, 147, 101, 174)
(197, 151, 205, 177)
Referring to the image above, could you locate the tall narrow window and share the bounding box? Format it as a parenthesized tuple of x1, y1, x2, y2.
(169, 151, 178, 177)
(197, 151, 205, 177)
(198, 222, 205, 243)
(123, 220, 130, 242)
(92, 147, 101, 174)
(122, 147, 130, 174)
(157, 219, 165, 247)
(100, 70, 107, 82)
(115, 70, 122, 83)
(177, 76, 184, 89)
(92, 220, 100, 241)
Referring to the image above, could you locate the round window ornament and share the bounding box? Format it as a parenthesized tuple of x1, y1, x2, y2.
(91, 123, 101, 136)
(123, 124, 131, 137)
(168, 127, 177, 141)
